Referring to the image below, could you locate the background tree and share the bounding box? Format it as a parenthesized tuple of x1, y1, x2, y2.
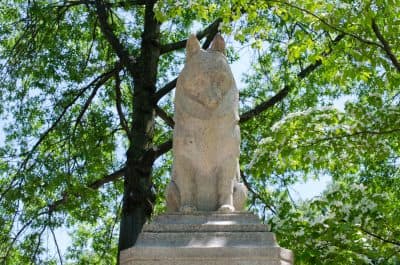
(0, 0, 399, 264)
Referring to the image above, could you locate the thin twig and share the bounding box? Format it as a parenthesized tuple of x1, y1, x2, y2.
(2, 211, 49, 263)
(114, 71, 130, 134)
(274, 0, 382, 48)
(73, 66, 119, 133)
(240, 170, 277, 215)
(50, 225, 64, 265)
(31, 224, 48, 263)
(300, 127, 400, 148)
(0, 68, 120, 202)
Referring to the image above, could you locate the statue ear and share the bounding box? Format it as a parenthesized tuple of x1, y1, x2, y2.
(210, 33, 226, 55)
(186, 34, 201, 60)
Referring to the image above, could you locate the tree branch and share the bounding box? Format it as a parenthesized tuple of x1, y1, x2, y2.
(73, 64, 121, 133)
(275, 0, 383, 48)
(50, 225, 63, 265)
(360, 227, 400, 247)
(114, 71, 130, 134)
(153, 77, 177, 103)
(371, 18, 400, 72)
(240, 170, 277, 215)
(89, 167, 125, 189)
(0, 66, 122, 203)
(31, 223, 48, 263)
(300, 127, 400, 148)
(240, 86, 290, 123)
(94, 0, 137, 77)
(160, 18, 222, 54)
(47, 167, 125, 213)
(154, 105, 174, 128)
(240, 34, 345, 123)
(153, 139, 172, 159)
(2, 210, 49, 263)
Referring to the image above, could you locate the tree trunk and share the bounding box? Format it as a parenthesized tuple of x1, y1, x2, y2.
(118, 1, 160, 256)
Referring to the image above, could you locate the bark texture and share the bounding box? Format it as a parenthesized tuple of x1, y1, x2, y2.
(118, 2, 160, 253)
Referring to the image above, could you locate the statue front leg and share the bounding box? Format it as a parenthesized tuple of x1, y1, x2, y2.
(217, 157, 236, 213)
(173, 155, 197, 213)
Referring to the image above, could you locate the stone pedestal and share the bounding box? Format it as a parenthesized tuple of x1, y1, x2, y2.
(120, 212, 293, 265)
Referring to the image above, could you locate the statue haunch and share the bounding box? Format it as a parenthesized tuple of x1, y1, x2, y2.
(166, 34, 247, 213)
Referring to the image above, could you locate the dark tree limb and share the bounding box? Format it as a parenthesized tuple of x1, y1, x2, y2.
(360, 227, 400, 247)
(94, 0, 137, 77)
(89, 167, 126, 189)
(47, 167, 125, 213)
(73, 82, 102, 130)
(160, 18, 222, 54)
(155, 105, 174, 128)
(153, 77, 177, 103)
(371, 19, 400, 72)
(240, 86, 291, 123)
(240, 34, 345, 123)
(114, 71, 130, 134)
(152, 139, 172, 159)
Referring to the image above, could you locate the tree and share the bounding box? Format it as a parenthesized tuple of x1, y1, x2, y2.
(0, 0, 399, 264)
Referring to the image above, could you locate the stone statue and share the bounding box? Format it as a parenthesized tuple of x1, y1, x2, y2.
(166, 34, 247, 213)
(121, 34, 293, 265)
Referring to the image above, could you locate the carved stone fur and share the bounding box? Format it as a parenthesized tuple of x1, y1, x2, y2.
(166, 34, 247, 213)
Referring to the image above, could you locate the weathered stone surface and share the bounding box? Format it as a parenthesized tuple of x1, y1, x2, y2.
(149, 211, 262, 225)
(166, 34, 247, 213)
(120, 212, 293, 265)
(121, 247, 293, 265)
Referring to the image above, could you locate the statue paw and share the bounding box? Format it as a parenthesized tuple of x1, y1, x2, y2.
(180, 205, 196, 213)
(218, 204, 235, 213)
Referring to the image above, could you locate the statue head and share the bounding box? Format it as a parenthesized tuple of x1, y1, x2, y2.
(176, 34, 235, 115)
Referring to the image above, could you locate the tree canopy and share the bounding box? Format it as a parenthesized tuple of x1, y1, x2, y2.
(0, 0, 399, 264)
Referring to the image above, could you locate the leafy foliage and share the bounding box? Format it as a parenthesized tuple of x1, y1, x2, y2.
(0, 0, 399, 264)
